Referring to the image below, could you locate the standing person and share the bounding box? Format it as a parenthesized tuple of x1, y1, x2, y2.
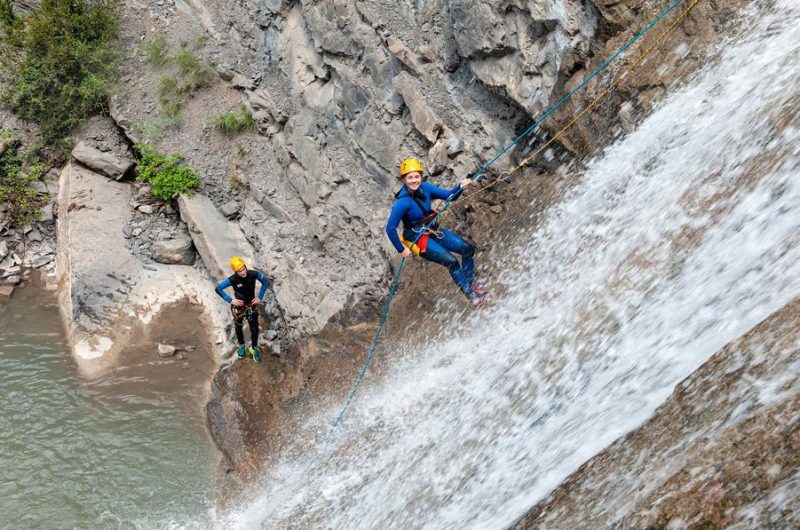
(385, 158, 488, 308)
(215, 256, 270, 362)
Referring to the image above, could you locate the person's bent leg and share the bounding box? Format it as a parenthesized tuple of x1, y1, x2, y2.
(435, 228, 476, 287)
(421, 238, 473, 297)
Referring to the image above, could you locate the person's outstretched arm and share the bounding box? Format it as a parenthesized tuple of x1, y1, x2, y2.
(424, 181, 463, 202)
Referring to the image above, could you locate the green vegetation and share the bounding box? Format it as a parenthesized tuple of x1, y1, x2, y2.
(212, 108, 257, 135)
(134, 143, 199, 201)
(0, 130, 47, 225)
(157, 74, 184, 119)
(144, 37, 215, 119)
(173, 47, 214, 91)
(130, 119, 165, 143)
(0, 0, 120, 145)
(144, 33, 169, 67)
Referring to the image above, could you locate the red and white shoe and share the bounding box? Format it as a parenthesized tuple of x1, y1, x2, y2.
(470, 292, 488, 309)
(471, 280, 488, 296)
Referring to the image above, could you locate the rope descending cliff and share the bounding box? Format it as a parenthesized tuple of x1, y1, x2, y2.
(328, 0, 704, 438)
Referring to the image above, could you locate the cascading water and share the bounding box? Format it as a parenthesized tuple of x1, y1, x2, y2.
(221, 1, 800, 528)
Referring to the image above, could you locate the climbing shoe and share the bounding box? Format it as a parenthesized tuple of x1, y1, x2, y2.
(470, 292, 488, 309)
(236, 345, 247, 359)
(471, 280, 488, 296)
(248, 346, 262, 363)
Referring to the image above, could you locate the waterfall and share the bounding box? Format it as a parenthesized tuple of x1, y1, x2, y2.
(221, 1, 800, 528)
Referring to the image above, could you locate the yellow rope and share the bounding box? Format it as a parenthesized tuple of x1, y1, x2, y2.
(442, 0, 704, 216)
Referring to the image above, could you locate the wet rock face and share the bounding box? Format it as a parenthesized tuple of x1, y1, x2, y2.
(514, 299, 800, 530)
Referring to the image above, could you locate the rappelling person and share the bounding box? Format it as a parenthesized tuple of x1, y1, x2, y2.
(385, 157, 488, 308)
(215, 256, 270, 362)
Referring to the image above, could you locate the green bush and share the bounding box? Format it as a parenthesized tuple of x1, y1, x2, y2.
(144, 33, 169, 66)
(213, 108, 257, 135)
(173, 47, 214, 92)
(0, 0, 121, 145)
(134, 143, 199, 201)
(0, 131, 47, 225)
(157, 74, 183, 119)
(145, 42, 214, 119)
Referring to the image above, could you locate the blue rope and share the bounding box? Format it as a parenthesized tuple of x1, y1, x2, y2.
(326, 0, 686, 435)
(470, 0, 686, 183)
(326, 258, 406, 436)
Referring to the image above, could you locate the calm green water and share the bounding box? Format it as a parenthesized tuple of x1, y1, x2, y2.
(0, 282, 216, 529)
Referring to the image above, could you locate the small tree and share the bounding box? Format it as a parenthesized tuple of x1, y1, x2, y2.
(0, 0, 121, 145)
(0, 130, 46, 225)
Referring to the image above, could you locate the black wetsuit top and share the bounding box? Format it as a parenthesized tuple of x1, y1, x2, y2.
(215, 270, 269, 303)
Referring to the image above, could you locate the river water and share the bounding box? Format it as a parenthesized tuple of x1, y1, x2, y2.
(0, 282, 217, 529)
(222, 0, 800, 528)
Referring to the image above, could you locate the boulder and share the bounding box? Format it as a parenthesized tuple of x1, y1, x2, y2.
(31, 254, 54, 269)
(40, 201, 55, 225)
(303, 79, 335, 109)
(1, 266, 20, 278)
(26, 228, 42, 242)
(31, 180, 48, 194)
(177, 193, 255, 280)
(231, 73, 255, 90)
(279, 5, 329, 87)
(220, 201, 240, 219)
(151, 235, 196, 265)
(303, 1, 364, 57)
(109, 95, 139, 144)
(71, 141, 134, 180)
(257, 194, 292, 223)
(0, 240, 7, 261)
(246, 88, 289, 124)
(449, 0, 508, 59)
(387, 35, 421, 72)
(427, 138, 449, 175)
(0, 285, 13, 297)
(157, 343, 177, 357)
(449, 0, 595, 115)
(394, 72, 443, 143)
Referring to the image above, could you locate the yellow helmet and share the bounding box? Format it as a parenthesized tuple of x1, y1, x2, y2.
(229, 256, 246, 272)
(399, 158, 424, 178)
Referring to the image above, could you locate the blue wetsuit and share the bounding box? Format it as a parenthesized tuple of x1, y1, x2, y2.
(215, 269, 269, 347)
(385, 182, 476, 298)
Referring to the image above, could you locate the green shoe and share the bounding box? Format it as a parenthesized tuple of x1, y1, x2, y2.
(248, 346, 261, 363)
(236, 345, 246, 359)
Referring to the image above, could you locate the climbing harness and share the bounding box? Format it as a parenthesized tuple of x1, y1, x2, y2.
(326, 0, 702, 438)
(231, 300, 258, 322)
(395, 186, 445, 255)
